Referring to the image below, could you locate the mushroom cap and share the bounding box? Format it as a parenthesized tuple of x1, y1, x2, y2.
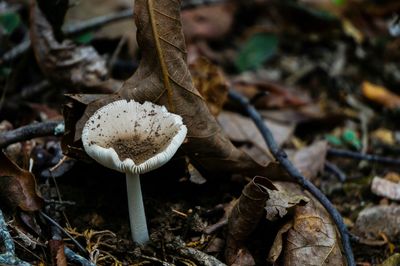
(82, 99, 187, 174)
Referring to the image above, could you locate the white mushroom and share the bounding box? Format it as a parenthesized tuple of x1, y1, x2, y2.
(81, 99, 187, 244)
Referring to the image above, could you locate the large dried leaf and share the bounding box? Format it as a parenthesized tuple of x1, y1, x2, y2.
(189, 57, 228, 116)
(77, 0, 284, 176)
(269, 182, 344, 266)
(30, 0, 121, 93)
(225, 176, 276, 266)
(0, 152, 43, 211)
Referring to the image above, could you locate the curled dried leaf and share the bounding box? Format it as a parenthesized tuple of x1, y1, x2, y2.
(30, 0, 121, 93)
(0, 152, 43, 212)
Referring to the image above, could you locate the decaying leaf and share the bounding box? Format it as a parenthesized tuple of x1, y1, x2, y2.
(371, 176, 400, 201)
(265, 183, 309, 221)
(268, 182, 344, 265)
(291, 140, 328, 180)
(49, 239, 67, 266)
(361, 81, 400, 109)
(189, 57, 228, 116)
(354, 205, 400, 242)
(72, 0, 286, 176)
(218, 111, 294, 165)
(0, 151, 43, 211)
(225, 176, 276, 266)
(30, 0, 121, 93)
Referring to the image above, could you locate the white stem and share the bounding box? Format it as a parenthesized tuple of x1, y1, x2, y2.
(126, 172, 149, 244)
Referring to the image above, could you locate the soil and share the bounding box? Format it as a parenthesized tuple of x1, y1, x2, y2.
(105, 135, 169, 164)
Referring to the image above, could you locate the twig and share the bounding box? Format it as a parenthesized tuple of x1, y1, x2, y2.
(324, 161, 347, 182)
(327, 148, 400, 165)
(64, 247, 95, 266)
(0, 121, 64, 149)
(62, 9, 133, 37)
(39, 211, 87, 256)
(0, 209, 31, 265)
(228, 90, 355, 266)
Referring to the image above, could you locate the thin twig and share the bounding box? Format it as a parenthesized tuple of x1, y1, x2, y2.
(39, 211, 87, 256)
(327, 148, 400, 165)
(64, 247, 95, 266)
(0, 209, 31, 265)
(228, 90, 355, 266)
(0, 121, 64, 149)
(324, 161, 347, 182)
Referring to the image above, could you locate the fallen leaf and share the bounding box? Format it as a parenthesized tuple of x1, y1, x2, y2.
(218, 111, 294, 165)
(181, 2, 236, 41)
(371, 128, 395, 145)
(361, 81, 400, 109)
(268, 222, 293, 264)
(354, 205, 400, 242)
(291, 141, 328, 180)
(371, 176, 400, 201)
(74, 0, 286, 176)
(225, 176, 276, 266)
(381, 253, 400, 266)
(269, 182, 344, 265)
(30, 1, 121, 93)
(0, 151, 43, 212)
(49, 239, 67, 266)
(189, 57, 228, 116)
(265, 183, 309, 221)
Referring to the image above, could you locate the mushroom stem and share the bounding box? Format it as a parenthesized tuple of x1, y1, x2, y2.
(126, 172, 149, 244)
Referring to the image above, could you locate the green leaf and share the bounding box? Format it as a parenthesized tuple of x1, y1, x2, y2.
(325, 134, 343, 146)
(331, 0, 346, 6)
(342, 129, 361, 150)
(72, 32, 94, 44)
(0, 12, 21, 35)
(235, 33, 278, 72)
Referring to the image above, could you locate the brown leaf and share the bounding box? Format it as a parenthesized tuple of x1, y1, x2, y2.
(189, 57, 228, 116)
(0, 152, 43, 212)
(182, 2, 236, 41)
(361, 81, 400, 109)
(29, 0, 121, 93)
(291, 141, 328, 180)
(76, 0, 284, 176)
(371, 176, 400, 201)
(354, 205, 400, 242)
(49, 239, 67, 266)
(270, 182, 344, 266)
(218, 111, 294, 165)
(225, 176, 276, 266)
(232, 79, 309, 109)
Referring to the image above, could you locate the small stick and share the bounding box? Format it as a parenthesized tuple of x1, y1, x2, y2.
(0, 209, 31, 265)
(324, 161, 347, 182)
(39, 211, 87, 256)
(0, 121, 64, 149)
(228, 90, 355, 266)
(327, 148, 400, 165)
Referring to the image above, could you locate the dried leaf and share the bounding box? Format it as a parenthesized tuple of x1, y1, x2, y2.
(0, 152, 43, 211)
(361, 81, 400, 109)
(189, 57, 228, 116)
(225, 176, 276, 266)
(268, 222, 292, 264)
(291, 141, 328, 180)
(49, 239, 67, 266)
(218, 111, 294, 165)
(371, 176, 400, 201)
(76, 0, 285, 176)
(273, 182, 344, 266)
(354, 205, 400, 242)
(30, 1, 121, 93)
(265, 183, 309, 221)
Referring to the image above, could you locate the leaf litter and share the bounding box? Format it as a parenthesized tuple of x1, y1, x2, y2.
(0, 0, 400, 265)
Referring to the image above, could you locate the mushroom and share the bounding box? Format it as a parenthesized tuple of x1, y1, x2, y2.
(81, 99, 187, 244)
